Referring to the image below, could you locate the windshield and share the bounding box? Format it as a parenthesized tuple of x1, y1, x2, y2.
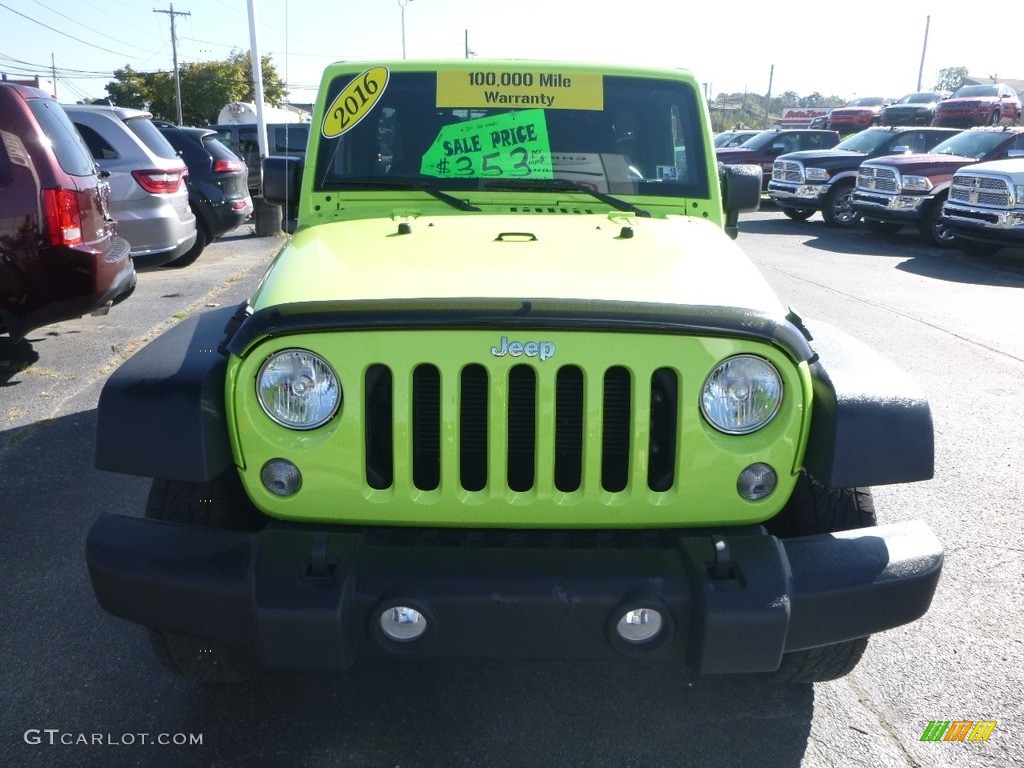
(952, 85, 998, 98)
(897, 93, 940, 104)
(846, 97, 885, 107)
(834, 130, 892, 153)
(930, 131, 1008, 158)
(314, 69, 709, 200)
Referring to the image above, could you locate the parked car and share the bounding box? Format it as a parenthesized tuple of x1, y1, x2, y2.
(715, 128, 841, 189)
(154, 121, 253, 267)
(941, 156, 1024, 256)
(931, 83, 1022, 128)
(851, 126, 1024, 246)
(877, 92, 950, 126)
(826, 97, 888, 134)
(0, 83, 135, 341)
(62, 104, 196, 269)
(713, 129, 759, 148)
(768, 126, 961, 226)
(208, 122, 310, 194)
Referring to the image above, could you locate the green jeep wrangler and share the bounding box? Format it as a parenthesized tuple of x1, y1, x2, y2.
(86, 60, 942, 683)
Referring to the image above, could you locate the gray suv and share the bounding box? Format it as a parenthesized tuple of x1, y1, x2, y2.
(63, 105, 197, 269)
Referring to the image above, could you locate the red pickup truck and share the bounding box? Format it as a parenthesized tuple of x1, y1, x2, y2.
(715, 128, 841, 189)
(851, 126, 1024, 246)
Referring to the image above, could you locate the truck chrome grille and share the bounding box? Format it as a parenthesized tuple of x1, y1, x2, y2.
(857, 165, 898, 193)
(950, 174, 1012, 208)
(773, 160, 803, 183)
(363, 362, 680, 495)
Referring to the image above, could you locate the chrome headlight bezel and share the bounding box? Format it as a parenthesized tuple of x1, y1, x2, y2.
(900, 174, 933, 192)
(700, 355, 784, 435)
(256, 348, 341, 430)
(804, 167, 829, 181)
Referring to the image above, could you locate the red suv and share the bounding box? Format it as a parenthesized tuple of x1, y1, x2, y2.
(932, 83, 1022, 128)
(826, 97, 888, 134)
(0, 83, 135, 341)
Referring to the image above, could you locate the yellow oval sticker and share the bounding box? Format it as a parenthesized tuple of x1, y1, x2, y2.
(322, 66, 390, 139)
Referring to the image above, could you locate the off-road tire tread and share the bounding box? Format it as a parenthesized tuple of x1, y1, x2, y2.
(763, 472, 875, 683)
(143, 472, 264, 682)
(769, 637, 869, 683)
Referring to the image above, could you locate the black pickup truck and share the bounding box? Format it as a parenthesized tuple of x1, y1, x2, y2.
(768, 127, 960, 226)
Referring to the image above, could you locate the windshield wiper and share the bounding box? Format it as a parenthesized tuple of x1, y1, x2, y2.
(483, 178, 651, 217)
(321, 177, 481, 212)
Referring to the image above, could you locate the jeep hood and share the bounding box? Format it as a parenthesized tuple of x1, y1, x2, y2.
(249, 213, 788, 319)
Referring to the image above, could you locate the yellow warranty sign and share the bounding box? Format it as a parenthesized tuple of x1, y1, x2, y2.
(437, 70, 603, 110)
(322, 66, 390, 138)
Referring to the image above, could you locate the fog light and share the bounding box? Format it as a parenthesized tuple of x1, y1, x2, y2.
(615, 608, 664, 644)
(261, 459, 302, 497)
(380, 606, 428, 642)
(737, 463, 777, 500)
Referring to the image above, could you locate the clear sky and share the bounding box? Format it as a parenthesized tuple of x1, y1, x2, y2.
(0, 0, 1019, 107)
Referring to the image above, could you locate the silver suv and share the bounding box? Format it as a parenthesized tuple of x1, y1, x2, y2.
(63, 104, 197, 269)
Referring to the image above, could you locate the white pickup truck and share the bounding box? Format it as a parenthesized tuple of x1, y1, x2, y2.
(942, 156, 1024, 256)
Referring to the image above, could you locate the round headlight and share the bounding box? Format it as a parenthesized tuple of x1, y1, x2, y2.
(257, 349, 340, 430)
(700, 355, 782, 435)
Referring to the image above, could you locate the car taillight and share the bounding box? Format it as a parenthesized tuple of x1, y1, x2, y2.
(131, 168, 185, 194)
(41, 188, 84, 247)
(213, 158, 244, 173)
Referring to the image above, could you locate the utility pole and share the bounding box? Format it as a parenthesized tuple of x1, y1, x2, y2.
(464, 29, 475, 59)
(764, 64, 774, 129)
(399, 0, 413, 59)
(51, 53, 56, 99)
(917, 15, 930, 91)
(154, 3, 190, 125)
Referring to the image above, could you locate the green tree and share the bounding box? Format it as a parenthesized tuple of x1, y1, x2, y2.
(105, 51, 287, 125)
(935, 66, 968, 92)
(104, 66, 154, 110)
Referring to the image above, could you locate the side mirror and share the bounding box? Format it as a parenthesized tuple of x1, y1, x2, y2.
(891, 145, 911, 154)
(262, 156, 302, 234)
(769, 143, 787, 155)
(719, 163, 761, 239)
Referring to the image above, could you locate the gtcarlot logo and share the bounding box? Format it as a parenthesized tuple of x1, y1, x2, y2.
(24, 729, 203, 746)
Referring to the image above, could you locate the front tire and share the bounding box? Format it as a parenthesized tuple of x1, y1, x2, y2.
(781, 207, 815, 221)
(919, 197, 955, 247)
(863, 218, 902, 236)
(163, 216, 209, 269)
(144, 472, 264, 682)
(821, 182, 860, 227)
(764, 472, 876, 682)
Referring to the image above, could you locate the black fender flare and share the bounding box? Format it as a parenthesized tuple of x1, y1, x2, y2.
(95, 305, 240, 482)
(802, 318, 934, 488)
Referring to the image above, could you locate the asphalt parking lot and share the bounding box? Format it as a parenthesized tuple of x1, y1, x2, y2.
(1, 212, 1022, 768)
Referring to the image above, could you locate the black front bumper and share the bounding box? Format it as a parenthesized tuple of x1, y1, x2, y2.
(86, 515, 942, 675)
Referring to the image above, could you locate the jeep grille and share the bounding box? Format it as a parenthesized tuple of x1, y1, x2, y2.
(857, 165, 898, 193)
(949, 173, 1012, 209)
(363, 362, 680, 495)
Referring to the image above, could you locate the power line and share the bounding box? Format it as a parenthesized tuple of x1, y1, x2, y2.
(0, 1, 146, 58)
(24, 0, 153, 54)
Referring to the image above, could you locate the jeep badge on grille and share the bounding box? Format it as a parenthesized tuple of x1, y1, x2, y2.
(491, 336, 556, 362)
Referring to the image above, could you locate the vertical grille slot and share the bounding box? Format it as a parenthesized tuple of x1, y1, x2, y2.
(554, 366, 584, 492)
(364, 364, 393, 489)
(506, 365, 536, 492)
(412, 364, 440, 490)
(648, 367, 678, 492)
(459, 364, 489, 491)
(601, 366, 632, 492)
